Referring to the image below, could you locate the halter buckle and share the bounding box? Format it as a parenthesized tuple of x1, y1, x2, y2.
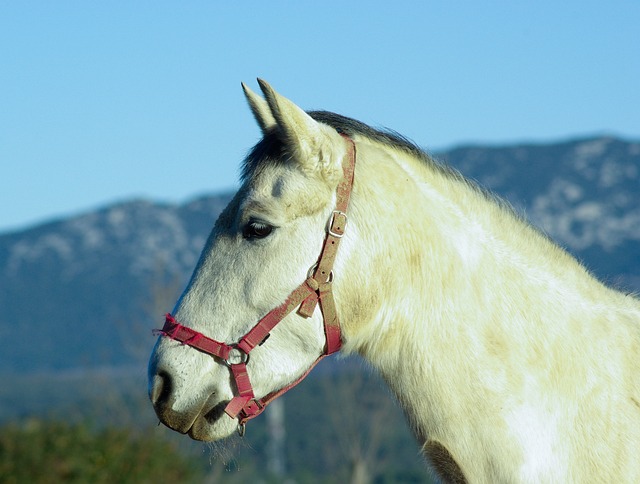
(328, 210, 347, 238)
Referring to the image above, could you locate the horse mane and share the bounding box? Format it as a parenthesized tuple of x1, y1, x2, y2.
(241, 110, 521, 223)
(242, 110, 436, 181)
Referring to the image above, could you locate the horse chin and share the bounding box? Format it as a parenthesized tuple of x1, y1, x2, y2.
(187, 401, 239, 442)
(154, 390, 238, 442)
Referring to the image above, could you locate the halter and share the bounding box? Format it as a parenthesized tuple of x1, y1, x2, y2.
(155, 134, 356, 435)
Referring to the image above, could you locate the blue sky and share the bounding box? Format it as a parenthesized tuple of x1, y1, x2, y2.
(1, 1, 638, 233)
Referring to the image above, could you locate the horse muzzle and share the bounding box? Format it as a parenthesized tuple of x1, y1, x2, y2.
(148, 356, 237, 441)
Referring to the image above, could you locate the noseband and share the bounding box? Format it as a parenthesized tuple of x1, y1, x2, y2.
(155, 134, 356, 435)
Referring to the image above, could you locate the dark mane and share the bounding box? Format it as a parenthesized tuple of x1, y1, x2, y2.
(309, 111, 430, 163)
(243, 111, 505, 202)
(303, 111, 544, 238)
(241, 107, 533, 239)
(242, 110, 445, 182)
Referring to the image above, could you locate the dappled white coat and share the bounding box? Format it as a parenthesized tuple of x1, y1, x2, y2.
(149, 81, 640, 483)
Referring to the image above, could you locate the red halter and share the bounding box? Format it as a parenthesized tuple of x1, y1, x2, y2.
(155, 134, 356, 435)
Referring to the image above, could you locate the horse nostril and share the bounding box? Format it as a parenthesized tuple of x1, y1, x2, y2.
(150, 370, 172, 407)
(149, 369, 200, 434)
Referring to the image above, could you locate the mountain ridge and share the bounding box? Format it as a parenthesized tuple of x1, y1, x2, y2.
(2, 135, 639, 373)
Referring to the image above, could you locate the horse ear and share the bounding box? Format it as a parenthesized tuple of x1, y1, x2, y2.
(256, 79, 345, 177)
(242, 82, 277, 133)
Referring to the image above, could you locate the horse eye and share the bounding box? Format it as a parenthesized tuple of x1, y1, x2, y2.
(242, 221, 274, 240)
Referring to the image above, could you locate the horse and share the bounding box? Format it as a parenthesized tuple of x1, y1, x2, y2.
(148, 80, 640, 482)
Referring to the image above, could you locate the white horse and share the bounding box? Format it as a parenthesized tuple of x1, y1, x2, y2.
(148, 80, 640, 483)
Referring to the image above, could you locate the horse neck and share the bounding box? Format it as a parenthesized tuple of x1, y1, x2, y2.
(335, 136, 604, 434)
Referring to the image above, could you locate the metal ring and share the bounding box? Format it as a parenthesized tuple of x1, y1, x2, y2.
(307, 263, 334, 283)
(224, 345, 250, 367)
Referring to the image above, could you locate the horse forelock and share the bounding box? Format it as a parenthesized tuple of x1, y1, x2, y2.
(241, 130, 285, 183)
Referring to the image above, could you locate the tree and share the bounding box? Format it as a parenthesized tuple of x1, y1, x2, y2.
(0, 419, 206, 483)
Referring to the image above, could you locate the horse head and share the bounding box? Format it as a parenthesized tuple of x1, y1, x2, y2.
(148, 80, 354, 440)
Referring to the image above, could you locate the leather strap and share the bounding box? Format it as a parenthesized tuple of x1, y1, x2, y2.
(159, 315, 232, 361)
(237, 281, 317, 354)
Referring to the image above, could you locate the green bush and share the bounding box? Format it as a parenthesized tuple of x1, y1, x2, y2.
(0, 419, 205, 483)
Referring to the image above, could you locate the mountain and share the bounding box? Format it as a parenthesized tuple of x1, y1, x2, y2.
(439, 136, 640, 284)
(1, 135, 639, 374)
(0, 195, 231, 372)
